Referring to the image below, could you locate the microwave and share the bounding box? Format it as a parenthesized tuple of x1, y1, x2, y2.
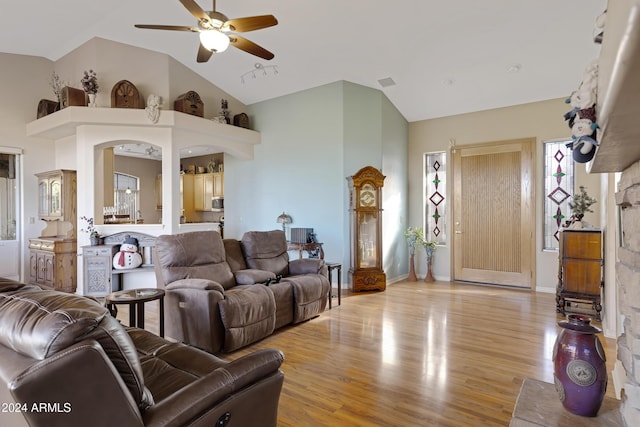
(211, 197, 224, 211)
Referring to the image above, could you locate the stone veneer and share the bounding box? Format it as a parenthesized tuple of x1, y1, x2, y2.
(615, 160, 640, 427)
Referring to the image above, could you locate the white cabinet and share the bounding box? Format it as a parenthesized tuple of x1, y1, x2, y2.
(83, 245, 119, 296)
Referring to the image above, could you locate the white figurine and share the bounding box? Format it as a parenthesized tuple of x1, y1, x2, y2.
(113, 235, 143, 270)
(145, 94, 162, 124)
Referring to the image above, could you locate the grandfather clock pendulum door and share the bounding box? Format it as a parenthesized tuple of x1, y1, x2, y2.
(348, 166, 386, 291)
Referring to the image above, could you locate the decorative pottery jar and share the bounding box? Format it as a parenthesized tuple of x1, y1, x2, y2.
(552, 314, 607, 417)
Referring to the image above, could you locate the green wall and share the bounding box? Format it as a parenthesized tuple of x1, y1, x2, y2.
(226, 81, 409, 285)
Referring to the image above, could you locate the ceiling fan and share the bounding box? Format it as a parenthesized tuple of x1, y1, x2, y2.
(134, 0, 278, 63)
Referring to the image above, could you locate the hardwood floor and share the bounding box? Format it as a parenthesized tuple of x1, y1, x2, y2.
(117, 280, 617, 426)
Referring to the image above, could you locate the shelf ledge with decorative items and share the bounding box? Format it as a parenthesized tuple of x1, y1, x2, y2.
(28, 68, 261, 296)
(582, 0, 640, 173)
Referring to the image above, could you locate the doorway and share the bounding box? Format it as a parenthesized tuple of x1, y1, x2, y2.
(452, 138, 535, 288)
(0, 150, 21, 281)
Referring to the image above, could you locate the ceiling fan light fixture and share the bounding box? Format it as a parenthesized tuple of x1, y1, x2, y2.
(199, 30, 230, 52)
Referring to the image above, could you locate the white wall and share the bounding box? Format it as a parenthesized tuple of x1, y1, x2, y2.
(0, 53, 57, 280)
(227, 81, 345, 261)
(381, 95, 410, 281)
(228, 81, 409, 286)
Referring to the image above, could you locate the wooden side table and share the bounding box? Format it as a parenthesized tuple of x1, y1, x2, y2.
(556, 229, 603, 320)
(106, 288, 165, 337)
(288, 242, 324, 259)
(326, 262, 342, 308)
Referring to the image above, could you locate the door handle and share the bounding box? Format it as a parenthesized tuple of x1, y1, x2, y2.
(455, 231, 463, 234)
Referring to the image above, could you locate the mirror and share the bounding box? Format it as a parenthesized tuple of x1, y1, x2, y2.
(97, 143, 162, 225)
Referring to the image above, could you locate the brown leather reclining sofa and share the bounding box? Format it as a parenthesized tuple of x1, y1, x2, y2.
(0, 278, 284, 427)
(154, 230, 330, 354)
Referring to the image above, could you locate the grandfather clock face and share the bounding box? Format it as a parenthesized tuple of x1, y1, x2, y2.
(359, 183, 376, 207)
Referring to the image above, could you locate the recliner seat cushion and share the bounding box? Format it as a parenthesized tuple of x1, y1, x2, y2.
(268, 282, 295, 329)
(283, 275, 330, 323)
(218, 285, 276, 352)
(128, 327, 231, 401)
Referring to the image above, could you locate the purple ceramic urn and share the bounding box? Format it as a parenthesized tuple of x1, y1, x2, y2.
(552, 314, 607, 417)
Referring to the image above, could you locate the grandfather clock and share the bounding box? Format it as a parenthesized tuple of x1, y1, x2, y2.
(348, 166, 386, 291)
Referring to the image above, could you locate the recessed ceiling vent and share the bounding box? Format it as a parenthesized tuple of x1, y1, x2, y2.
(377, 77, 396, 88)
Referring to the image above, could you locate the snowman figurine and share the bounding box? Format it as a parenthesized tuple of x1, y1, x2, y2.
(113, 235, 143, 270)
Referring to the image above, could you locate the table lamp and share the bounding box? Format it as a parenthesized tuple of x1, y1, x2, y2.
(276, 212, 292, 239)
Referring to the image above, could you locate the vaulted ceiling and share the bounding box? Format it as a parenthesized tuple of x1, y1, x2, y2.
(0, 0, 605, 122)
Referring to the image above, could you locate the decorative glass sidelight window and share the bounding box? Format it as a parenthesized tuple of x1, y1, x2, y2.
(424, 152, 446, 244)
(543, 140, 574, 250)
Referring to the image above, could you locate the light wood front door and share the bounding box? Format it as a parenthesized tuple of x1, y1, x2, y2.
(453, 139, 535, 288)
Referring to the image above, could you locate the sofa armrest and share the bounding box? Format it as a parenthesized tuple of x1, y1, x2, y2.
(234, 269, 276, 285)
(289, 258, 325, 275)
(165, 278, 225, 293)
(164, 283, 226, 353)
(143, 349, 284, 427)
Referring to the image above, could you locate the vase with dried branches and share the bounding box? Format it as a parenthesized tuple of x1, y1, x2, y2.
(422, 240, 437, 282)
(404, 227, 424, 281)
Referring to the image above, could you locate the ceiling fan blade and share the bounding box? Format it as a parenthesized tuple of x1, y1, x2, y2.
(197, 43, 214, 63)
(135, 24, 199, 32)
(225, 15, 278, 32)
(180, 0, 211, 23)
(229, 35, 274, 60)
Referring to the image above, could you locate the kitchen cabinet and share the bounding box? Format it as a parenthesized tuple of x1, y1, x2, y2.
(181, 174, 195, 222)
(213, 172, 223, 197)
(194, 173, 223, 211)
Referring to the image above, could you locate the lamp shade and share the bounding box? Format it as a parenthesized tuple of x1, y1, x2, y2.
(199, 30, 230, 52)
(276, 212, 292, 225)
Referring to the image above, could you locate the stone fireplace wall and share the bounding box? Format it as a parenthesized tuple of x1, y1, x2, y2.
(615, 161, 640, 426)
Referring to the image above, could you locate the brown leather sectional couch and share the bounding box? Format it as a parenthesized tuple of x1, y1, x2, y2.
(0, 278, 284, 427)
(154, 230, 330, 354)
